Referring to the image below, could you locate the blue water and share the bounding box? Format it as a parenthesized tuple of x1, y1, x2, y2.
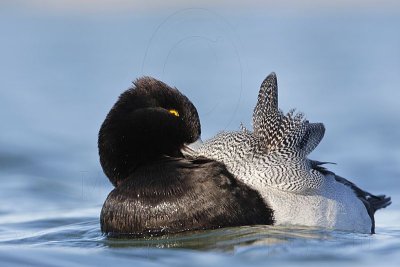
(0, 5, 399, 267)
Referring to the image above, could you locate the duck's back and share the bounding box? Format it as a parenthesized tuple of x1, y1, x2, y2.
(100, 157, 274, 236)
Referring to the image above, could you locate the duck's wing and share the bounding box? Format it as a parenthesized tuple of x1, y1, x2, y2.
(252, 73, 326, 156)
(311, 161, 392, 233)
(100, 157, 274, 237)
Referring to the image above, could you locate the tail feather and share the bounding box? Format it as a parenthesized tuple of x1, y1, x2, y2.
(368, 195, 392, 213)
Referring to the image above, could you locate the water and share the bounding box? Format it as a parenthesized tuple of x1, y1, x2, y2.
(1, 3, 399, 266)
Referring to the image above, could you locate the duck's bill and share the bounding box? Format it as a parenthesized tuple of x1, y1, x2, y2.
(181, 137, 203, 157)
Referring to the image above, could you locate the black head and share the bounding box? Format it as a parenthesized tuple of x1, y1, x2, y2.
(98, 77, 201, 186)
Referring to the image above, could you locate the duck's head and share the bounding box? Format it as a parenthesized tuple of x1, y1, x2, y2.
(98, 77, 201, 186)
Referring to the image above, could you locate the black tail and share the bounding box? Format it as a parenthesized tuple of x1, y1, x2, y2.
(368, 195, 392, 214)
(333, 174, 392, 234)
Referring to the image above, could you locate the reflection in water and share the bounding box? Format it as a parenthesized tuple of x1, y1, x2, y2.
(0, 211, 366, 253)
(2, 210, 398, 266)
(0, 5, 399, 267)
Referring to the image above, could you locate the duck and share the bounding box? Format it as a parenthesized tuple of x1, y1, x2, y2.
(98, 77, 274, 237)
(188, 72, 391, 234)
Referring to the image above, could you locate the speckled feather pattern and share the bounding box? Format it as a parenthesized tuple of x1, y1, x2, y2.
(191, 73, 381, 233)
(196, 73, 326, 193)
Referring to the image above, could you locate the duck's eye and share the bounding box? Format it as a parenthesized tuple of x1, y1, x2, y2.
(168, 109, 180, 117)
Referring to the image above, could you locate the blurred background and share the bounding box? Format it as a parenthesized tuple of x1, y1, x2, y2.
(0, 0, 399, 257)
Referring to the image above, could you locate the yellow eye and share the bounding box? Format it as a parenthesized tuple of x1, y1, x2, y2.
(168, 109, 180, 117)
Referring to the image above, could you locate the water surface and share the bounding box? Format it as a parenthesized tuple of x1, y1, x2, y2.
(0, 4, 399, 267)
